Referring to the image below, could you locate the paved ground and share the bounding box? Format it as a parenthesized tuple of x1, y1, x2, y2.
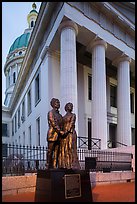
(92, 181, 135, 202)
(2, 182, 135, 202)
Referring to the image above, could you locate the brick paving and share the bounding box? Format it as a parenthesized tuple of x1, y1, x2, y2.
(2, 181, 135, 202)
(92, 181, 135, 202)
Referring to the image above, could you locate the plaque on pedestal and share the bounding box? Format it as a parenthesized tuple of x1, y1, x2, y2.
(35, 169, 92, 202)
(64, 173, 81, 199)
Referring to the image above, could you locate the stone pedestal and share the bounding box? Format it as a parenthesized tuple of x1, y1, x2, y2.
(35, 168, 92, 202)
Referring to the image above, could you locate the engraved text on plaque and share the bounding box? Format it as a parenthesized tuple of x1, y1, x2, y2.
(64, 174, 81, 199)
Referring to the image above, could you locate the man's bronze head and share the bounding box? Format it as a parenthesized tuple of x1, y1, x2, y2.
(50, 98, 60, 109)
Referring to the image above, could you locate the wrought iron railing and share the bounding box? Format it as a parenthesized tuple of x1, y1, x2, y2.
(77, 149, 132, 172)
(107, 140, 127, 148)
(2, 144, 47, 176)
(78, 136, 101, 149)
(2, 143, 132, 176)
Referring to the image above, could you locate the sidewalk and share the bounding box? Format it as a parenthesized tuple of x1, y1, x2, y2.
(2, 182, 135, 202)
(92, 181, 135, 202)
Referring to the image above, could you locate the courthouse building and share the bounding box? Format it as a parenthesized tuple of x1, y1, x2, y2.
(2, 2, 135, 150)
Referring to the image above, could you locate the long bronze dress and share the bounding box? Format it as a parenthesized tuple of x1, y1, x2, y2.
(59, 112, 80, 169)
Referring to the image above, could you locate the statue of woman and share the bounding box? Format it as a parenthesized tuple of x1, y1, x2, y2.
(59, 102, 80, 169)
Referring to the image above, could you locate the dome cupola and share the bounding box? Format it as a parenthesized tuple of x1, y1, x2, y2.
(27, 2, 38, 29)
(8, 3, 38, 55)
(9, 32, 30, 54)
(4, 3, 38, 107)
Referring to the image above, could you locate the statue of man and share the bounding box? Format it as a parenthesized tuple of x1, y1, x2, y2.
(46, 98, 64, 169)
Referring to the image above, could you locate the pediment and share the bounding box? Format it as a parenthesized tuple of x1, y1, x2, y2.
(67, 2, 135, 30)
(108, 2, 135, 24)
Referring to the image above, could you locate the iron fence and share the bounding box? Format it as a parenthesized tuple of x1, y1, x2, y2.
(78, 149, 132, 172)
(2, 144, 47, 176)
(2, 143, 132, 176)
(107, 139, 127, 148)
(78, 136, 101, 149)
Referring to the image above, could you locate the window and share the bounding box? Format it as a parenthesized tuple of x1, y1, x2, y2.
(18, 107, 20, 128)
(8, 75, 10, 86)
(13, 72, 16, 83)
(21, 100, 25, 122)
(35, 74, 40, 104)
(12, 119, 14, 136)
(2, 123, 8, 137)
(36, 117, 40, 146)
(15, 139, 17, 145)
(110, 85, 117, 108)
(2, 144, 8, 157)
(109, 124, 117, 148)
(19, 51, 22, 55)
(88, 118, 91, 150)
(19, 136, 21, 145)
(27, 89, 32, 115)
(23, 131, 25, 146)
(130, 93, 134, 113)
(28, 126, 32, 146)
(31, 21, 34, 28)
(131, 128, 135, 145)
(15, 114, 17, 133)
(88, 75, 92, 100)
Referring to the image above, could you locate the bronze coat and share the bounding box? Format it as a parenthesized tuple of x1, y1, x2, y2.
(47, 109, 63, 141)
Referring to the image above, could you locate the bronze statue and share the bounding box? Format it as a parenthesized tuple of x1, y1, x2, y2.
(59, 102, 80, 169)
(46, 98, 64, 169)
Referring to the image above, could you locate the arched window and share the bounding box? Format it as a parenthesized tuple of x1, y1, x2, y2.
(31, 21, 34, 28)
(13, 72, 16, 83)
(19, 51, 22, 55)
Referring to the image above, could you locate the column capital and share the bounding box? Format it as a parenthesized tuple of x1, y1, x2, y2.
(88, 38, 107, 51)
(58, 20, 78, 36)
(112, 55, 131, 67)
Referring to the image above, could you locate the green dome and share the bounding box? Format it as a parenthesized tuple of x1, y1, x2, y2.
(30, 9, 38, 14)
(9, 32, 30, 54)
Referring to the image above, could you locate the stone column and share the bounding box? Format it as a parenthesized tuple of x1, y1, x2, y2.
(59, 20, 78, 133)
(117, 56, 131, 146)
(91, 39, 108, 149)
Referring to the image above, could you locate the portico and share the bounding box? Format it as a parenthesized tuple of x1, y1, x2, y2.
(56, 16, 134, 149)
(2, 2, 135, 150)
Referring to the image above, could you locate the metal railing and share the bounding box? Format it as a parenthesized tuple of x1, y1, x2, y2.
(2, 143, 132, 176)
(78, 136, 101, 149)
(78, 149, 132, 172)
(107, 139, 127, 148)
(77, 136, 128, 150)
(2, 144, 47, 176)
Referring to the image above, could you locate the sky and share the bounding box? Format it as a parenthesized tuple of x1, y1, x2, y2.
(2, 2, 42, 106)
